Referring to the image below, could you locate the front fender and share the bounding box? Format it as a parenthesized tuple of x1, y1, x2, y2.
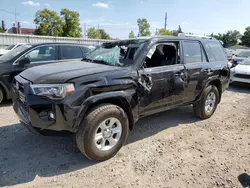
(74, 89, 139, 131)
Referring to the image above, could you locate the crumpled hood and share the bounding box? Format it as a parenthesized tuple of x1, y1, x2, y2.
(20, 60, 122, 84)
(234, 64, 250, 75)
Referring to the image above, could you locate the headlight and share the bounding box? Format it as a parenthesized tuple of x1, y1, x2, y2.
(30, 84, 75, 99)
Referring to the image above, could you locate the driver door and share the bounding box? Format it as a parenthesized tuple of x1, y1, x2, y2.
(138, 41, 188, 117)
(11, 45, 59, 83)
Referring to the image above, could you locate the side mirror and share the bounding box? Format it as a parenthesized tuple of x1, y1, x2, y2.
(18, 57, 31, 67)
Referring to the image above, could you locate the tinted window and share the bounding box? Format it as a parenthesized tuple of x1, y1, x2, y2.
(203, 42, 227, 61)
(60, 46, 83, 59)
(24, 45, 56, 63)
(81, 46, 91, 55)
(183, 41, 203, 64)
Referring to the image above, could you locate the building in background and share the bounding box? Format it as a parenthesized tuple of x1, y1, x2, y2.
(7, 22, 35, 35)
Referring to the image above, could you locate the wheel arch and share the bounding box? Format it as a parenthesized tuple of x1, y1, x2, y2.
(196, 78, 222, 104)
(77, 94, 137, 131)
(0, 81, 10, 100)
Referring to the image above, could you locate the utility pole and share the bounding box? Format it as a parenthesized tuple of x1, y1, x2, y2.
(164, 12, 167, 29)
(84, 23, 86, 39)
(97, 24, 99, 30)
(15, 8, 17, 26)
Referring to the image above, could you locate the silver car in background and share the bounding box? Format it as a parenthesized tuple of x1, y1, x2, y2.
(230, 57, 250, 84)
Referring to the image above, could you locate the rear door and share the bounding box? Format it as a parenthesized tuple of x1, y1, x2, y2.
(181, 40, 211, 102)
(58, 45, 84, 62)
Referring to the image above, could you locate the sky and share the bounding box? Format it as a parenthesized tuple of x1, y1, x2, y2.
(0, 0, 250, 39)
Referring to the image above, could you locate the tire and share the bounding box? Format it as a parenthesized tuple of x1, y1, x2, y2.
(76, 104, 129, 161)
(0, 87, 4, 105)
(193, 85, 219, 119)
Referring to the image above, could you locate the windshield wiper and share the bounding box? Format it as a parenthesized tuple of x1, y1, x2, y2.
(81, 57, 93, 62)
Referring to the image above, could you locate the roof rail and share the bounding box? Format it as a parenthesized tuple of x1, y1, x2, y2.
(178, 33, 213, 39)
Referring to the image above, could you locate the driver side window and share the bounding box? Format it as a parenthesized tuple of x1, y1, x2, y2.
(24, 45, 56, 63)
(145, 42, 179, 68)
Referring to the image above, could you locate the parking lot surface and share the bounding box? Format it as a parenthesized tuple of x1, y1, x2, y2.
(0, 86, 250, 188)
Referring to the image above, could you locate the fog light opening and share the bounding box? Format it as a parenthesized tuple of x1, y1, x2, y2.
(48, 111, 55, 120)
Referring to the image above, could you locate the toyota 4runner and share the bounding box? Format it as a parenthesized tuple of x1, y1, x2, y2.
(12, 35, 230, 161)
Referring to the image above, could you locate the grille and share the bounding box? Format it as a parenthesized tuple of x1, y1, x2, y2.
(234, 74, 250, 79)
(13, 79, 25, 93)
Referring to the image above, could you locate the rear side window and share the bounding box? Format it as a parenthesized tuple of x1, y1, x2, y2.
(60, 45, 83, 60)
(183, 41, 206, 64)
(81, 46, 91, 55)
(203, 42, 227, 61)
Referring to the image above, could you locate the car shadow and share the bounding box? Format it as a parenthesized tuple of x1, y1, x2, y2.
(0, 106, 199, 186)
(0, 100, 12, 107)
(228, 84, 250, 94)
(238, 173, 250, 188)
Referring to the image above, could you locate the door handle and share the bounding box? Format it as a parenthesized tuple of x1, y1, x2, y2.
(174, 72, 184, 77)
(203, 68, 213, 73)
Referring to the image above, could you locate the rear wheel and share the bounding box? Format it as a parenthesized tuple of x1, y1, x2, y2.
(193, 85, 219, 119)
(0, 87, 4, 104)
(76, 104, 129, 161)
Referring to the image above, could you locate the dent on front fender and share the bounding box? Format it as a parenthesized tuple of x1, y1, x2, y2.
(63, 72, 140, 131)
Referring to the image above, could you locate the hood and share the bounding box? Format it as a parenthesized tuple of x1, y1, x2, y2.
(20, 60, 122, 84)
(0, 49, 9, 55)
(235, 64, 250, 75)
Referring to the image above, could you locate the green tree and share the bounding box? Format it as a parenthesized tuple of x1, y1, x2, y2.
(60, 9, 82, 37)
(211, 30, 241, 47)
(177, 25, 182, 34)
(99, 29, 111, 39)
(129, 30, 135, 38)
(87, 27, 111, 39)
(137, 18, 151, 37)
(0, 21, 6, 33)
(156, 28, 173, 36)
(240, 27, 250, 47)
(34, 8, 64, 36)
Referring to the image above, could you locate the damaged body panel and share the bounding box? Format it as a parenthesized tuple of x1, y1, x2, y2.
(12, 36, 230, 135)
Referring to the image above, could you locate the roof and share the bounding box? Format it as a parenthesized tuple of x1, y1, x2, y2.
(24, 42, 94, 47)
(103, 35, 218, 45)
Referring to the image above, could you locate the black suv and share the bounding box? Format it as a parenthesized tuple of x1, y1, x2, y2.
(0, 42, 94, 104)
(12, 36, 230, 161)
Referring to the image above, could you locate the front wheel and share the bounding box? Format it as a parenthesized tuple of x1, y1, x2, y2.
(193, 85, 219, 119)
(0, 87, 4, 105)
(76, 104, 129, 161)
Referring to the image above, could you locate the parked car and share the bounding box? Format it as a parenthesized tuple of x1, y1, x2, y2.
(224, 48, 236, 61)
(12, 35, 230, 161)
(231, 50, 250, 67)
(0, 43, 27, 56)
(0, 42, 94, 104)
(230, 57, 250, 84)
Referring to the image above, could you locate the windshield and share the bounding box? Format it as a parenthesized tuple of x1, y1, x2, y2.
(0, 44, 32, 61)
(240, 58, 250, 65)
(83, 39, 147, 67)
(4, 45, 15, 50)
(237, 50, 250, 58)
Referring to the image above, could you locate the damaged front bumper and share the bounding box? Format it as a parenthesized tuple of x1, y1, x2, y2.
(12, 76, 79, 134)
